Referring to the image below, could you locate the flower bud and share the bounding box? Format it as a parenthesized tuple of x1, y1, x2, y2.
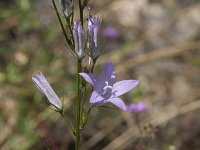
(87, 16, 100, 59)
(59, 0, 71, 16)
(73, 21, 84, 59)
(32, 72, 62, 110)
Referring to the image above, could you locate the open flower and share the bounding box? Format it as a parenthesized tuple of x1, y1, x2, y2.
(32, 72, 62, 110)
(79, 61, 139, 111)
(127, 102, 148, 113)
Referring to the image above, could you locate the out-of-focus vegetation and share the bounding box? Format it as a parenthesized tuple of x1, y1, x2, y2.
(1, 0, 200, 149)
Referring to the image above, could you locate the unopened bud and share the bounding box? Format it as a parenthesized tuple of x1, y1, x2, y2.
(59, 0, 71, 16)
(87, 16, 100, 59)
(73, 21, 84, 59)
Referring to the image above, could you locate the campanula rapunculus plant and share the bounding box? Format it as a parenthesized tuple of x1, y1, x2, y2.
(32, 0, 141, 149)
(59, 0, 71, 16)
(32, 72, 62, 110)
(80, 61, 139, 110)
(87, 16, 100, 59)
(73, 21, 84, 59)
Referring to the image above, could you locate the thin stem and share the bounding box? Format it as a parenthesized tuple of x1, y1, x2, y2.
(91, 58, 97, 73)
(85, 105, 94, 123)
(66, 17, 74, 46)
(78, 0, 83, 26)
(60, 111, 74, 134)
(51, 0, 73, 48)
(80, 86, 86, 123)
(71, 0, 75, 26)
(75, 59, 82, 150)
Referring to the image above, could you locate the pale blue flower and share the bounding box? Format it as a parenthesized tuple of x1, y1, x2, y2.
(127, 102, 148, 113)
(32, 72, 62, 109)
(73, 21, 84, 58)
(103, 26, 119, 39)
(59, 0, 71, 16)
(87, 16, 100, 59)
(80, 61, 139, 111)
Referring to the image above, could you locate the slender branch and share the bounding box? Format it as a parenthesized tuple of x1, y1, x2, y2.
(80, 86, 86, 124)
(60, 111, 74, 134)
(71, 0, 75, 26)
(66, 17, 74, 46)
(51, 0, 73, 48)
(75, 59, 82, 150)
(78, 0, 84, 26)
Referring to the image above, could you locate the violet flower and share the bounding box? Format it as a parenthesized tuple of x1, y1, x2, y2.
(32, 72, 62, 109)
(79, 61, 139, 111)
(127, 102, 148, 113)
(103, 26, 119, 39)
(59, 0, 71, 16)
(87, 16, 100, 59)
(73, 21, 84, 59)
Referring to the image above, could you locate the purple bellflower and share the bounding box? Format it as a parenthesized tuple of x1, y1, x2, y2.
(32, 72, 62, 110)
(73, 21, 84, 59)
(87, 16, 100, 59)
(127, 102, 148, 113)
(103, 26, 119, 39)
(59, 0, 71, 16)
(79, 61, 139, 111)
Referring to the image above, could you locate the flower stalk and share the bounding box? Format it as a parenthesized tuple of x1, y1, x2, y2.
(78, 0, 84, 26)
(75, 59, 82, 150)
(51, 0, 73, 48)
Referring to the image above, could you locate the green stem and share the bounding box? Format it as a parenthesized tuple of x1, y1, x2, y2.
(66, 17, 74, 46)
(75, 59, 82, 150)
(60, 111, 74, 134)
(90, 58, 97, 73)
(51, 0, 73, 48)
(80, 86, 86, 123)
(71, 0, 75, 26)
(78, 0, 83, 26)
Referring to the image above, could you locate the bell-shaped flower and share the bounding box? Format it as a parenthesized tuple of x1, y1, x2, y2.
(59, 0, 71, 16)
(87, 16, 100, 59)
(73, 21, 84, 59)
(79, 61, 139, 111)
(32, 72, 62, 110)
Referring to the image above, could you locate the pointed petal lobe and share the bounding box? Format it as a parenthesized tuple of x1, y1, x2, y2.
(89, 90, 104, 104)
(79, 73, 99, 88)
(102, 61, 115, 84)
(112, 80, 139, 97)
(108, 97, 127, 111)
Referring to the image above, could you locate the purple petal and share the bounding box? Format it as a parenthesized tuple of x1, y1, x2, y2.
(79, 73, 99, 88)
(32, 72, 62, 109)
(89, 90, 105, 104)
(102, 61, 115, 84)
(108, 97, 127, 111)
(112, 80, 139, 97)
(73, 21, 84, 58)
(87, 16, 100, 59)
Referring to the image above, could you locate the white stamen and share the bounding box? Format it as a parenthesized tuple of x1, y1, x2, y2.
(102, 81, 112, 95)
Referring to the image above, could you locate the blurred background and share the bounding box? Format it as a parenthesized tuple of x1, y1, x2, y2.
(1, 0, 200, 149)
